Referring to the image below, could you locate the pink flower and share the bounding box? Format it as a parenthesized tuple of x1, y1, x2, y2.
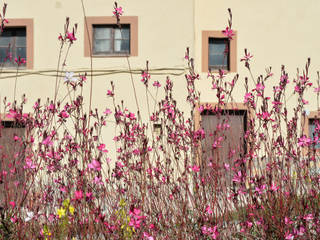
(152, 81, 161, 88)
(241, 51, 253, 62)
(222, 27, 235, 40)
(59, 110, 69, 119)
(303, 214, 313, 221)
(42, 136, 53, 146)
(285, 231, 294, 240)
(103, 108, 112, 115)
(88, 159, 101, 171)
(205, 205, 213, 214)
(97, 144, 108, 153)
(9, 201, 15, 208)
(314, 87, 320, 93)
(113, 7, 123, 17)
(190, 165, 200, 172)
(15, 56, 26, 66)
(232, 171, 242, 183)
(107, 90, 114, 97)
(74, 190, 83, 200)
(270, 183, 279, 192)
(298, 135, 311, 147)
(66, 31, 77, 43)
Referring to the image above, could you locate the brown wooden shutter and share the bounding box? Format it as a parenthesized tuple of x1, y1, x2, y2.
(0, 121, 25, 204)
(201, 110, 246, 187)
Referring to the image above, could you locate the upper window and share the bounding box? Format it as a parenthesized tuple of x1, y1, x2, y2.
(84, 16, 138, 57)
(0, 27, 26, 67)
(208, 38, 229, 70)
(0, 19, 33, 69)
(93, 24, 130, 55)
(202, 31, 236, 73)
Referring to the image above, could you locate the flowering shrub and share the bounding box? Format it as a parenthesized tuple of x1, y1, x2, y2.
(0, 2, 319, 240)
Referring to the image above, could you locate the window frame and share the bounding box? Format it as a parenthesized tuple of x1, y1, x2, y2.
(84, 16, 138, 57)
(3, 19, 34, 69)
(202, 30, 237, 73)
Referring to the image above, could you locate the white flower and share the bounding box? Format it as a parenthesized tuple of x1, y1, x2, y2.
(25, 211, 34, 222)
(64, 72, 78, 83)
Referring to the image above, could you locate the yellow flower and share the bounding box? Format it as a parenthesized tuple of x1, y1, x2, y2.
(62, 198, 70, 208)
(69, 205, 75, 215)
(57, 207, 66, 218)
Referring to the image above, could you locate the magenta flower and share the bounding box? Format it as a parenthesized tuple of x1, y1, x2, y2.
(113, 7, 123, 17)
(222, 27, 235, 40)
(298, 135, 311, 147)
(15, 56, 26, 66)
(9, 201, 15, 208)
(103, 108, 112, 115)
(107, 90, 114, 97)
(190, 165, 200, 172)
(152, 81, 161, 88)
(240, 51, 253, 62)
(66, 31, 77, 43)
(74, 190, 83, 200)
(88, 159, 101, 171)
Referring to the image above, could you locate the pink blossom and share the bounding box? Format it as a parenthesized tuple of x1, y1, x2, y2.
(285, 231, 294, 240)
(270, 183, 279, 192)
(15, 56, 26, 66)
(74, 190, 83, 200)
(9, 201, 15, 208)
(152, 81, 161, 88)
(241, 51, 253, 62)
(107, 90, 114, 97)
(66, 31, 77, 43)
(113, 7, 123, 16)
(191, 165, 200, 172)
(42, 136, 53, 146)
(303, 214, 313, 221)
(298, 135, 311, 147)
(314, 87, 320, 93)
(205, 205, 213, 214)
(97, 144, 108, 153)
(103, 108, 112, 115)
(222, 27, 235, 40)
(88, 159, 101, 171)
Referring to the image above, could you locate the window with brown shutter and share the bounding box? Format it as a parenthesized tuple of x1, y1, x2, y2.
(196, 104, 247, 188)
(0, 119, 25, 203)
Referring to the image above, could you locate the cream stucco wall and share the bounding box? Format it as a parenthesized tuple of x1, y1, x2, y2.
(0, 0, 194, 160)
(195, 0, 320, 112)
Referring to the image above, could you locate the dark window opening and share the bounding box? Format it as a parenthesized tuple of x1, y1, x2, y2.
(208, 38, 229, 71)
(93, 24, 130, 55)
(0, 27, 26, 67)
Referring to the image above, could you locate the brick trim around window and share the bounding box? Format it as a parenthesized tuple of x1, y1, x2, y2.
(84, 16, 138, 57)
(201, 30, 237, 73)
(5, 19, 34, 69)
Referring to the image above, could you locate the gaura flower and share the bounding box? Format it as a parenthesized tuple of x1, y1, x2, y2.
(25, 211, 34, 222)
(64, 72, 78, 83)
